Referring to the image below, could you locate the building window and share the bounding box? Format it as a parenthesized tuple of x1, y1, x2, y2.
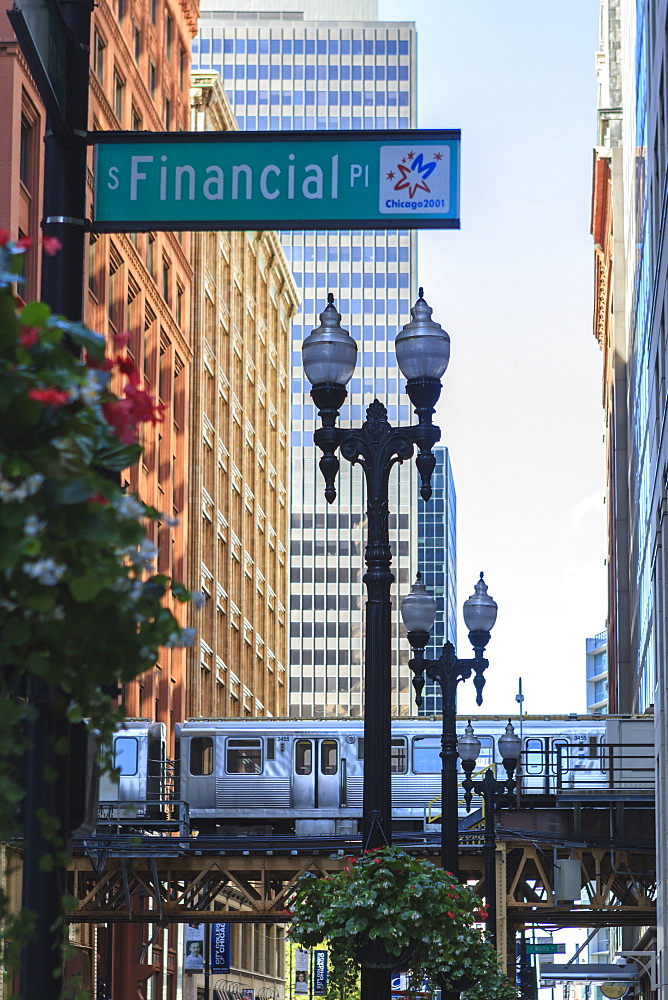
(176, 282, 184, 326)
(165, 13, 173, 58)
(149, 61, 156, 97)
(179, 46, 186, 90)
(147, 233, 155, 277)
(133, 23, 141, 61)
(151, 0, 157, 26)
(94, 31, 106, 83)
(108, 244, 124, 332)
(162, 257, 171, 304)
(113, 70, 124, 121)
(88, 235, 100, 299)
(164, 95, 171, 130)
(131, 105, 142, 131)
(19, 115, 32, 186)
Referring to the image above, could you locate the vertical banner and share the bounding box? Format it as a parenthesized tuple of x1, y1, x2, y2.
(210, 922, 231, 974)
(313, 951, 328, 995)
(294, 947, 309, 994)
(184, 924, 205, 973)
(242, 991, 254, 1000)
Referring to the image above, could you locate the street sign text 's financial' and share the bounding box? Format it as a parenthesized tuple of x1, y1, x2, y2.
(91, 129, 460, 231)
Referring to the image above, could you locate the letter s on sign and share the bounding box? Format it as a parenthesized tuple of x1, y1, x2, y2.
(107, 166, 119, 190)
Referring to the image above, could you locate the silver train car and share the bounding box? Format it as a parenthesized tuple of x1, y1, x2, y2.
(98, 715, 654, 836)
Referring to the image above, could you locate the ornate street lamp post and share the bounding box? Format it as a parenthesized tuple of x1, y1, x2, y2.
(458, 719, 521, 946)
(400, 572, 498, 876)
(303, 290, 448, 1000)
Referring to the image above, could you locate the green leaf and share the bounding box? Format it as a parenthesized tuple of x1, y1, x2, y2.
(58, 478, 93, 504)
(25, 593, 56, 612)
(93, 441, 142, 472)
(20, 301, 51, 327)
(49, 319, 105, 359)
(69, 572, 103, 603)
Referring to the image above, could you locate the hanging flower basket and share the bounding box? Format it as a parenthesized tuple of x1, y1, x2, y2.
(355, 938, 417, 970)
(287, 845, 519, 998)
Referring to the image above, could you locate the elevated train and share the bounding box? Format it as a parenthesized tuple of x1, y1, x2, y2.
(98, 715, 654, 836)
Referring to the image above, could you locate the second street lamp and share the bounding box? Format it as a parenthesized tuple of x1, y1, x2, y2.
(401, 572, 498, 876)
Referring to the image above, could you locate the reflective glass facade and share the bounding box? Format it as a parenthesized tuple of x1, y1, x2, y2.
(193, 2, 419, 717)
(416, 447, 456, 716)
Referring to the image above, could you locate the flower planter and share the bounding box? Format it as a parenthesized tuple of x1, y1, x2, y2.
(356, 939, 417, 970)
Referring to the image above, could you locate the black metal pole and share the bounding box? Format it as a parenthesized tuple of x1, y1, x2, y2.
(40, 0, 93, 319)
(439, 661, 460, 878)
(20, 2, 93, 996)
(481, 781, 497, 946)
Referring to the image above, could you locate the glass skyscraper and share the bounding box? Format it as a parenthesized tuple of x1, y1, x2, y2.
(193, 0, 440, 718)
(416, 447, 456, 716)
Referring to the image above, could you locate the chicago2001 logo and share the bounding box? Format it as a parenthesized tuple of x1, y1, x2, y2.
(378, 145, 451, 214)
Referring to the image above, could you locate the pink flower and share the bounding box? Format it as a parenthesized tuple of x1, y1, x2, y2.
(88, 493, 109, 505)
(42, 236, 62, 257)
(28, 387, 69, 407)
(447, 911, 456, 919)
(19, 327, 40, 348)
(16, 236, 32, 249)
(114, 331, 132, 348)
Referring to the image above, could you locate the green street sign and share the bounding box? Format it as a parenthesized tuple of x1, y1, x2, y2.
(90, 129, 460, 232)
(527, 943, 566, 955)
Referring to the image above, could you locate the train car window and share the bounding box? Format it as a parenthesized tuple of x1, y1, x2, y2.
(391, 739, 408, 774)
(190, 737, 213, 776)
(114, 737, 138, 776)
(321, 740, 338, 775)
(588, 736, 599, 759)
(295, 740, 312, 775)
(524, 738, 544, 775)
(226, 738, 263, 774)
(357, 738, 364, 760)
(413, 736, 441, 773)
(267, 738, 275, 761)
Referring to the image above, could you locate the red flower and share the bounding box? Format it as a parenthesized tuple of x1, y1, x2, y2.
(19, 327, 40, 348)
(0, 229, 10, 247)
(447, 911, 456, 919)
(114, 331, 132, 348)
(16, 236, 32, 249)
(28, 387, 69, 407)
(86, 354, 114, 372)
(116, 354, 140, 386)
(88, 493, 109, 505)
(124, 384, 165, 424)
(42, 236, 62, 257)
(102, 399, 136, 444)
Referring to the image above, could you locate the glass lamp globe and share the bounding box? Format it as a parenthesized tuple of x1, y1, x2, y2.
(302, 293, 358, 387)
(462, 572, 498, 633)
(395, 289, 450, 381)
(400, 573, 437, 634)
(498, 720, 521, 766)
(457, 721, 481, 764)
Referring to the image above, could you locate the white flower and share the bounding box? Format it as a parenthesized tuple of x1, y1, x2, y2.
(191, 591, 207, 610)
(114, 494, 146, 520)
(23, 515, 46, 536)
(128, 581, 144, 601)
(0, 471, 44, 503)
(165, 627, 197, 648)
(162, 514, 179, 528)
(22, 558, 67, 586)
(132, 538, 158, 571)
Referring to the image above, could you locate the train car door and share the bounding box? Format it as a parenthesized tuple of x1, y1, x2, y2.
(292, 738, 340, 809)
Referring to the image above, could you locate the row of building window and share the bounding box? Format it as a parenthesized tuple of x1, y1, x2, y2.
(294, 297, 410, 316)
(223, 89, 409, 108)
(209, 64, 409, 83)
(290, 247, 410, 264)
(195, 38, 410, 57)
(290, 512, 409, 530)
(294, 273, 409, 289)
(233, 115, 411, 130)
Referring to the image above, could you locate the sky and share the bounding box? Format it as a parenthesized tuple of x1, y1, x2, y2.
(378, 0, 606, 717)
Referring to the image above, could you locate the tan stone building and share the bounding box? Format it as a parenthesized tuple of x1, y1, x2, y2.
(188, 71, 298, 721)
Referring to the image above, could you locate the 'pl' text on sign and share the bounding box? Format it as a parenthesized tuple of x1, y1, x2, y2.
(90, 129, 460, 231)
